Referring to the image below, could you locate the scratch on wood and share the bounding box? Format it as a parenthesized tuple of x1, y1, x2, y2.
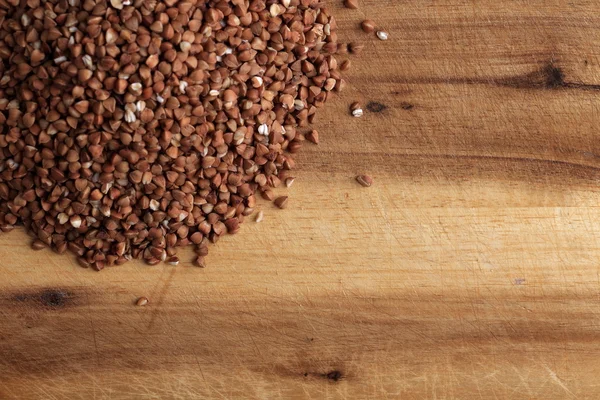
(146, 267, 178, 330)
(543, 365, 576, 398)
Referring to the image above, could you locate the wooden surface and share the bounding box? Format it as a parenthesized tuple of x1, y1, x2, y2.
(3, 1, 600, 398)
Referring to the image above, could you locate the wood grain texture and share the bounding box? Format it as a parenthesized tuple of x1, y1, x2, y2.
(2, 1, 600, 398)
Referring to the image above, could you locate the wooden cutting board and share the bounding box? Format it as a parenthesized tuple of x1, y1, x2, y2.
(2, 1, 600, 398)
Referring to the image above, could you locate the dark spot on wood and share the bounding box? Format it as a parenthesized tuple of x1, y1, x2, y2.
(13, 294, 28, 302)
(325, 370, 343, 382)
(544, 64, 565, 88)
(497, 63, 600, 91)
(366, 102, 387, 113)
(498, 63, 564, 89)
(400, 102, 414, 110)
(40, 290, 69, 308)
(11, 288, 74, 309)
(303, 372, 309, 377)
(391, 89, 413, 96)
(585, 60, 589, 65)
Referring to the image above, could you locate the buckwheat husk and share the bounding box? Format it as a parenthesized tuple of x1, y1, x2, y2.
(0, 0, 343, 270)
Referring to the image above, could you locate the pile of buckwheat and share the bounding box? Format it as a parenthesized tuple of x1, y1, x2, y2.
(0, 0, 386, 270)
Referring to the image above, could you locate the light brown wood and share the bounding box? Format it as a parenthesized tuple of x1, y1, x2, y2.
(3, 1, 600, 398)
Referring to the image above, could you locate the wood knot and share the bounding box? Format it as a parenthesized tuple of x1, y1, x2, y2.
(543, 64, 564, 88)
(325, 370, 343, 382)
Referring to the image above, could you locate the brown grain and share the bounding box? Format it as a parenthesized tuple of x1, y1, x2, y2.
(194, 257, 206, 268)
(361, 20, 376, 33)
(351, 102, 364, 117)
(136, 297, 149, 307)
(274, 196, 289, 209)
(281, 175, 293, 187)
(306, 130, 320, 144)
(344, 0, 359, 9)
(356, 175, 374, 187)
(0, 0, 345, 270)
(31, 240, 45, 251)
(349, 43, 365, 55)
(166, 256, 180, 266)
(255, 211, 264, 223)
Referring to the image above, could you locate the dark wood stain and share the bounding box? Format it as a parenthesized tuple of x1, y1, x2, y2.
(324, 370, 343, 382)
(366, 102, 388, 113)
(393, 62, 600, 91)
(301, 369, 345, 382)
(11, 288, 75, 309)
(498, 63, 565, 89)
(505, 63, 600, 91)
